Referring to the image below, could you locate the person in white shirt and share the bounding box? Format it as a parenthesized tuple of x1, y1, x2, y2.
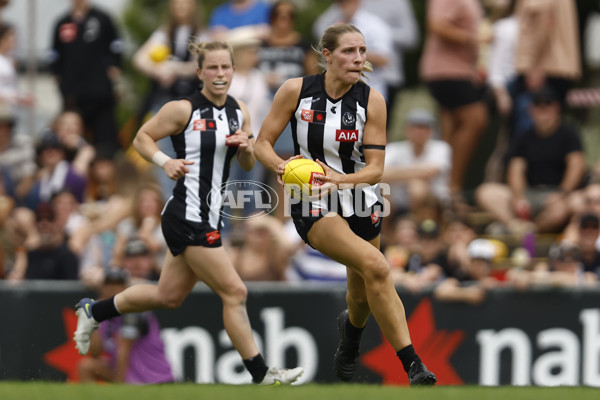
(382, 108, 452, 216)
(360, 0, 419, 126)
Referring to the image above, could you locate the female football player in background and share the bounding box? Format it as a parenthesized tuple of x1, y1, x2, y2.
(73, 40, 303, 386)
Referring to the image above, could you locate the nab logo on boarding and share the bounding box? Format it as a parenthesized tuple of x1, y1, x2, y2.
(336, 129, 358, 142)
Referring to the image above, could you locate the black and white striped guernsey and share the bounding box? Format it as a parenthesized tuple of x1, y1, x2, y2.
(290, 73, 381, 217)
(164, 91, 241, 229)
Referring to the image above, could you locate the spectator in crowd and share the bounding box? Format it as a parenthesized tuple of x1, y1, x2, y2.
(384, 217, 419, 283)
(51, 189, 86, 241)
(133, 0, 204, 112)
(483, 0, 519, 181)
(7, 202, 79, 281)
(230, 214, 293, 281)
(382, 108, 451, 217)
(259, 0, 320, 98)
(23, 133, 87, 211)
(507, 242, 597, 289)
(0, 107, 36, 202)
(360, 0, 419, 127)
(227, 28, 270, 141)
(48, 0, 124, 156)
(394, 218, 450, 293)
(132, 0, 206, 200)
(562, 183, 600, 243)
(208, 0, 271, 40)
(84, 146, 117, 205)
(111, 184, 166, 269)
(0, 22, 33, 116)
(312, 0, 393, 102)
(420, 0, 489, 209)
(486, 0, 519, 118)
(48, 110, 95, 178)
(508, 0, 580, 140)
(575, 213, 600, 278)
(434, 238, 502, 304)
(69, 157, 143, 287)
(441, 216, 477, 275)
(78, 267, 174, 384)
(120, 238, 161, 282)
(513, 0, 580, 108)
(475, 86, 587, 234)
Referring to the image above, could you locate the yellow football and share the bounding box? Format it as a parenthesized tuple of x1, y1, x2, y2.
(149, 44, 171, 63)
(282, 159, 325, 201)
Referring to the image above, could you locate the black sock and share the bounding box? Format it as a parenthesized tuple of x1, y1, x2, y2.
(346, 318, 365, 342)
(396, 344, 422, 373)
(243, 353, 269, 383)
(90, 296, 121, 322)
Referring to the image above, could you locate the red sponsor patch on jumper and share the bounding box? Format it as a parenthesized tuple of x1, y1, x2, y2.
(371, 210, 380, 224)
(300, 109, 326, 124)
(335, 129, 359, 142)
(309, 172, 324, 186)
(206, 230, 221, 244)
(59, 23, 78, 43)
(310, 209, 321, 216)
(193, 119, 217, 131)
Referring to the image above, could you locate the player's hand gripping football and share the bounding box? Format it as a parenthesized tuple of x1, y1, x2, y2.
(276, 155, 304, 185)
(308, 159, 342, 201)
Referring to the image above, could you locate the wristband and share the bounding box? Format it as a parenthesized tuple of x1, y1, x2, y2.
(151, 151, 172, 167)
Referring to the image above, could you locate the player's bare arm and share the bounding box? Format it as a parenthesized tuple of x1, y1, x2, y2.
(255, 78, 304, 176)
(133, 99, 194, 180)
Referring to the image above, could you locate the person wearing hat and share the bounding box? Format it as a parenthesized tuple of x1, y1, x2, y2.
(382, 108, 451, 218)
(397, 218, 450, 293)
(78, 267, 174, 384)
(433, 238, 503, 305)
(121, 237, 160, 282)
(475, 85, 587, 234)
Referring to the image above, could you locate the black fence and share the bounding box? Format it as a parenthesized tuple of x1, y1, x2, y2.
(1, 281, 599, 386)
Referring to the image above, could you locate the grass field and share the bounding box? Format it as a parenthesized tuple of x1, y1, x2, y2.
(0, 382, 599, 400)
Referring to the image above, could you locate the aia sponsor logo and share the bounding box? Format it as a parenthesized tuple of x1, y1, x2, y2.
(193, 119, 217, 131)
(336, 129, 359, 142)
(300, 109, 326, 124)
(206, 230, 220, 244)
(310, 209, 321, 216)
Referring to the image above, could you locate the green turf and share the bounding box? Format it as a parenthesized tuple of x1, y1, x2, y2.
(0, 383, 599, 400)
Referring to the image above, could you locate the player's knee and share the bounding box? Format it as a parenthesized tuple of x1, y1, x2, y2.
(222, 281, 248, 305)
(160, 292, 186, 310)
(362, 256, 390, 283)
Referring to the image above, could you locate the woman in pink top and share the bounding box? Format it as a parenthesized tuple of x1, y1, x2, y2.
(420, 0, 488, 209)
